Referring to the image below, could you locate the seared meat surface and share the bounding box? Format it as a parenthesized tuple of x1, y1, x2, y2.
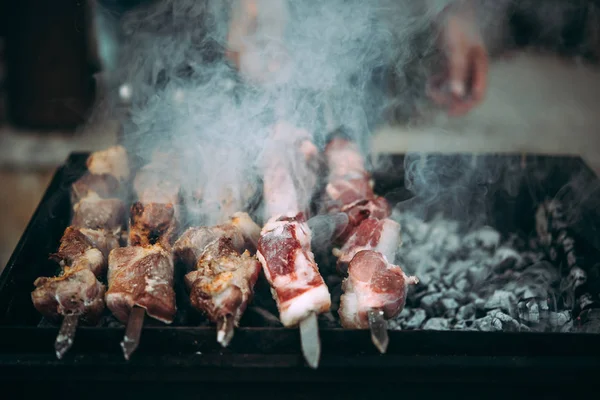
(106, 244, 176, 324)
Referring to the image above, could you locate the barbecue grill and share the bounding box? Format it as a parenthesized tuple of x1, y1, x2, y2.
(1, 152, 600, 399)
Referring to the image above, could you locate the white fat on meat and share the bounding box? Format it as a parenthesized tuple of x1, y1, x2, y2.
(339, 250, 418, 329)
(257, 215, 331, 327)
(334, 218, 401, 273)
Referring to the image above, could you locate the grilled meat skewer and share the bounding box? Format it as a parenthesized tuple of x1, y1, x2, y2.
(257, 122, 330, 368)
(323, 137, 417, 353)
(106, 155, 180, 359)
(31, 145, 130, 358)
(174, 212, 261, 347)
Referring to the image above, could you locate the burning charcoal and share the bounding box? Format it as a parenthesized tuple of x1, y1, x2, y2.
(442, 289, 467, 303)
(452, 320, 475, 330)
(454, 278, 470, 293)
(442, 273, 454, 288)
(456, 304, 475, 321)
(487, 309, 520, 331)
(420, 293, 443, 315)
(576, 309, 600, 333)
(423, 318, 449, 330)
(404, 308, 427, 329)
(484, 290, 517, 317)
(491, 247, 521, 273)
(548, 311, 572, 330)
(440, 298, 459, 316)
(473, 315, 503, 332)
(462, 226, 500, 250)
(517, 252, 544, 269)
(518, 299, 548, 324)
(519, 323, 531, 332)
(466, 266, 488, 286)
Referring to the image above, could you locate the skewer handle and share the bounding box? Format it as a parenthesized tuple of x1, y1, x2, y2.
(367, 309, 389, 354)
(299, 312, 321, 369)
(121, 306, 146, 360)
(55, 314, 79, 359)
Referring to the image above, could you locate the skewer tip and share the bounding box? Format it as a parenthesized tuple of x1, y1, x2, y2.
(299, 312, 321, 369)
(368, 309, 389, 354)
(54, 314, 79, 360)
(121, 306, 146, 360)
(216, 314, 235, 348)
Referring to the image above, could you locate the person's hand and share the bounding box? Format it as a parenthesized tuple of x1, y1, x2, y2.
(225, 0, 291, 85)
(427, 2, 488, 117)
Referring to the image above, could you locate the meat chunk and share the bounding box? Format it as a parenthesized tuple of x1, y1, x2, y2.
(262, 121, 320, 220)
(32, 266, 106, 324)
(78, 228, 121, 258)
(71, 193, 126, 231)
(173, 212, 259, 266)
(70, 173, 122, 204)
(133, 164, 181, 206)
(334, 217, 401, 275)
(129, 202, 178, 250)
(185, 237, 261, 325)
(50, 227, 108, 277)
(86, 145, 130, 182)
(174, 212, 262, 326)
(106, 244, 176, 324)
(257, 214, 331, 327)
(338, 250, 418, 329)
(174, 225, 244, 268)
(334, 198, 391, 244)
(324, 137, 369, 180)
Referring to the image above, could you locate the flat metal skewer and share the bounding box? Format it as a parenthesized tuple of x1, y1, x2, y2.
(121, 306, 146, 360)
(55, 314, 79, 359)
(367, 309, 389, 354)
(299, 312, 321, 369)
(216, 314, 235, 348)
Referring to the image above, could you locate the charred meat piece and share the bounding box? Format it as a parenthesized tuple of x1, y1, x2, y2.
(72, 193, 126, 231)
(174, 212, 261, 327)
(173, 212, 259, 267)
(86, 145, 130, 182)
(106, 244, 176, 324)
(339, 250, 418, 329)
(51, 227, 110, 277)
(32, 266, 106, 324)
(185, 237, 261, 325)
(129, 202, 178, 250)
(257, 213, 331, 327)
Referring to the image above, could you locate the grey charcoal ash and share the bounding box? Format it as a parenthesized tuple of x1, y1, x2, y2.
(440, 298, 460, 317)
(423, 318, 450, 331)
(456, 303, 476, 321)
(419, 293, 444, 315)
(486, 309, 520, 331)
(484, 290, 518, 317)
(403, 308, 427, 329)
(462, 226, 501, 251)
(389, 210, 574, 333)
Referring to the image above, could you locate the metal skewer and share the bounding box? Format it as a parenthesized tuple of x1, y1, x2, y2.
(55, 314, 79, 359)
(299, 312, 321, 369)
(367, 309, 389, 354)
(121, 306, 146, 360)
(216, 314, 235, 348)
